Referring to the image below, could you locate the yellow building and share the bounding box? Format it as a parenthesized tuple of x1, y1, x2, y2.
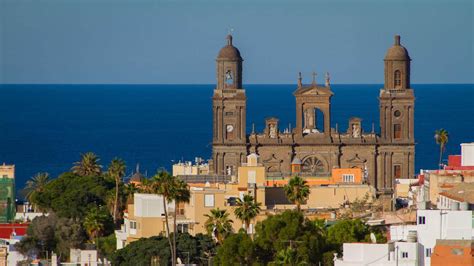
(172, 161, 209, 176)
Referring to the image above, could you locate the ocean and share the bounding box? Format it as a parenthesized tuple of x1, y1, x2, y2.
(0, 84, 473, 193)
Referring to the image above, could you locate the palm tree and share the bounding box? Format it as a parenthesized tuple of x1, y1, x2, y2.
(204, 208, 233, 244)
(435, 129, 449, 169)
(171, 179, 190, 265)
(107, 158, 126, 224)
(148, 171, 177, 265)
(24, 172, 50, 211)
(284, 176, 310, 212)
(83, 207, 109, 249)
(124, 183, 139, 203)
(234, 194, 261, 234)
(71, 152, 102, 176)
(274, 247, 298, 265)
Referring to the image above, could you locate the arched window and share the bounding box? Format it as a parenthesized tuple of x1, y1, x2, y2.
(394, 70, 401, 88)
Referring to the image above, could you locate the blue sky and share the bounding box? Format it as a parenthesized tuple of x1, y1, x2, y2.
(0, 0, 472, 84)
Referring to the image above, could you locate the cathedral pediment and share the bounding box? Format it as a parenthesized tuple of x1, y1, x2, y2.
(346, 154, 367, 164)
(263, 154, 282, 164)
(294, 85, 333, 96)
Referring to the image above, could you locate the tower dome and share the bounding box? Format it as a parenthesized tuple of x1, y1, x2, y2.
(384, 35, 410, 61)
(217, 35, 242, 60)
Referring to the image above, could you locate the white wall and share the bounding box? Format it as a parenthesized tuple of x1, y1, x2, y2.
(134, 193, 175, 217)
(390, 225, 417, 241)
(416, 209, 472, 266)
(461, 143, 474, 166)
(335, 242, 418, 266)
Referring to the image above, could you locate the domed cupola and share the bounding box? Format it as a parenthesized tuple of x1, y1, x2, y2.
(215, 34, 243, 90)
(383, 35, 411, 90)
(384, 35, 411, 61)
(217, 35, 242, 61)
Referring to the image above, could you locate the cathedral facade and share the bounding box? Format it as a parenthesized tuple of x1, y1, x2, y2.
(210, 34, 415, 193)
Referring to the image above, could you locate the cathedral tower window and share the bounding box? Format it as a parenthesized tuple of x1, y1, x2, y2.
(394, 165, 401, 179)
(394, 70, 401, 88)
(394, 124, 402, 139)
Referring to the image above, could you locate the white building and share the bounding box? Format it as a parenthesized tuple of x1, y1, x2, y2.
(416, 207, 473, 266)
(335, 241, 420, 266)
(390, 225, 418, 241)
(115, 193, 174, 250)
(460, 143, 474, 166)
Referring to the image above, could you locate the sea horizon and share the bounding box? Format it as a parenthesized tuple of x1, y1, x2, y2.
(1, 83, 473, 195)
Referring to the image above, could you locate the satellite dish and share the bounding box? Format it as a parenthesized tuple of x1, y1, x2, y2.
(370, 233, 377, 243)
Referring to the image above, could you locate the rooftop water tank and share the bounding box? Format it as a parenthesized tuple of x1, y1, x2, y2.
(407, 231, 417, 242)
(460, 201, 469, 210)
(451, 201, 460, 211)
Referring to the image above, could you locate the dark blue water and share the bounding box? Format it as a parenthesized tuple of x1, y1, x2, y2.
(0, 84, 473, 192)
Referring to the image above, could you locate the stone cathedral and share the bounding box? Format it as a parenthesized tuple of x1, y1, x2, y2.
(210, 34, 415, 194)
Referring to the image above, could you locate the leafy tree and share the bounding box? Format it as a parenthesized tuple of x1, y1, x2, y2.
(83, 206, 113, 247)
(97, 234, 117, 260)
(284, 176, 310, 211)
(204, 208, 233, 244)
(71, 152, 102, 176)
(23, 172, 50, 211)
(15, 213, 87, 260)
(33, 172, 114, 219)
(326, 219, 385, 253)
(253, 210, 325, 264)
(111, 233, 215, 266)
(273, 247, 298, 265)
(107, 157, 126, 224)
(435, 129, 449, 169)
(124, 182, 139, 203)
(214, 231, 256, 265)
(234, 194, 262, 233)
(146, 171, 177, 265)
(172, 179, 190, 266)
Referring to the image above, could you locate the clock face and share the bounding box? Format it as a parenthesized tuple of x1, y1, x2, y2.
(226, 125, 234, 132)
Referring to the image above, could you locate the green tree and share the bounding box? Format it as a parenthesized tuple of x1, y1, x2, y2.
(71, 152, 102, 176)
(83, 206, 113, 249)
(326, 219, 385, 253)
(33, 172, 114, 219)
(284, 176, 310, 212)
(214, 231, 256, 264)
(172, 179, 190, 266)
(24, 172, 50, 211)
(204, 208, 233, 244)
(273, 246, 298, 265)
(253, 210, 325, 264)
(146, 171, 177, 265)
(234, 194, 261, 234)
(111, 233, 215, 266)
(124, 182, 139, 203)
(107, 158, 126, 224)
(435, 129, 449, 169)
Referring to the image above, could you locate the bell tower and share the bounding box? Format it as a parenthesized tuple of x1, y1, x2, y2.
(380, 35, 414, 143)
(378, 35, 415, 192)
(211, 35, 247, 176)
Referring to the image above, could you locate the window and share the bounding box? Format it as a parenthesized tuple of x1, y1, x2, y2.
(177, 224, 189, 234)
(394, 124, 402, 139)
(426, 248, 432, 257)
(248, 170, 256, 184)
(394, 110, 401, 117)
(418, 216, 426, 224)
(394, 165, 401, 179)
(401, 252, 408, 258)
(204, 194, 215, 207)
(342, 174, 355, 183)
(394, 70, 401, 88)
(130, 221, 137, 235)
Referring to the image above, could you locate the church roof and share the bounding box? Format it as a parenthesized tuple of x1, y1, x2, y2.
(385, 35, 410, 61)
(130, 172, 144, 183)
(217, 35, 242, 60)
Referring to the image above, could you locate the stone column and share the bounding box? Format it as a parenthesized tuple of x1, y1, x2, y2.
(296, 102, 303, 135)
(377, 152, 384, 190)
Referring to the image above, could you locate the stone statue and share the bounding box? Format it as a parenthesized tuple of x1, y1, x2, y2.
(352, 124, 360, 138)
(269, 124, 277, 138)
(325, 72, 330, 87)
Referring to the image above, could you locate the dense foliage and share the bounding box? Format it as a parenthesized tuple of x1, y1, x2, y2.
(111, 233, 216, 266)
(15, 213, 87, 259)
(213, 210, 385, 265)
